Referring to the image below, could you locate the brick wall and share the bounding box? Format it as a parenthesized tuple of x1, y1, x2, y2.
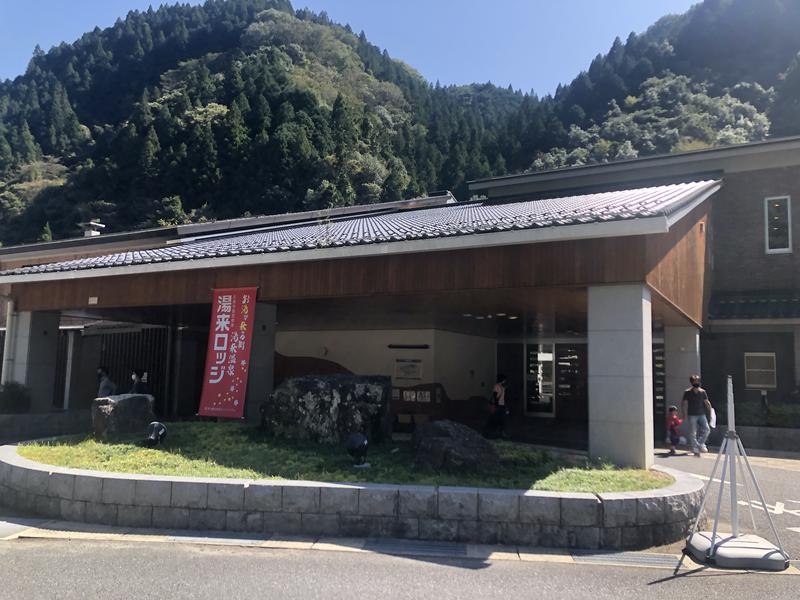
(701, 331, 795, 410)
(712, 166, 800, 292)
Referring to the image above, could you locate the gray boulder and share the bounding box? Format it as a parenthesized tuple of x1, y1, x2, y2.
(413, 419, 499, 472)
(92, 394, 156, 440)
(261, 375, 391, 444)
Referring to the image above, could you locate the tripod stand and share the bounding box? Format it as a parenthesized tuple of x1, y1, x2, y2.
(684, 376, 789, 571)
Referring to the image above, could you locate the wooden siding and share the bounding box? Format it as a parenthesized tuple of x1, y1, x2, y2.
(9, 213, 708, 328)
(12, 236, 648, 312)
(645, 201, 710, 326)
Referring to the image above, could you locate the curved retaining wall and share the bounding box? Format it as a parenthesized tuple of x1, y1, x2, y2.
(0, 411, 90, 445)
(0, 444, 703, 550)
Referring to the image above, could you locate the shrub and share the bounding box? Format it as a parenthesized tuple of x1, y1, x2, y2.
(0, 381, 32, 413)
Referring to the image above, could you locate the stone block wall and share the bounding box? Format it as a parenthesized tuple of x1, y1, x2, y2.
(0, 411, 90, 445)
(0, 445, 703, 550)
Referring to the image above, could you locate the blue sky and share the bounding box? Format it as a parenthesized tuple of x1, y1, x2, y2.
(0, 0, 698, 93)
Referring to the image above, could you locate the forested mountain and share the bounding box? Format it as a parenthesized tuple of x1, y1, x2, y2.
(1, 0, 800, 244)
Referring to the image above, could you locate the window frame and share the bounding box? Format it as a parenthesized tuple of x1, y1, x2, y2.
(743, 352, 777, 390)
(764, 195, 792, 255)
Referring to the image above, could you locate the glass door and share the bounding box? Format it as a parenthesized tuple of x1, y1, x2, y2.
(525, 343, 555, 417)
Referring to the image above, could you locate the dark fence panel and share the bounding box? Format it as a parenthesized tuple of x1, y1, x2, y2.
(98, 327, 170, 415)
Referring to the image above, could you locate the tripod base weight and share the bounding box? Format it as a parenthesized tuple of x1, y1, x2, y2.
(685, 532, 789, 571)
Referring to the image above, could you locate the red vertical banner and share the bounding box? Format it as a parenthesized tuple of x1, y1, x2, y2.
(197, 287, 258, 418)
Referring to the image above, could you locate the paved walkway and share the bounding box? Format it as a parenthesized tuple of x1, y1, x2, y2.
(655, 444, 800, 562)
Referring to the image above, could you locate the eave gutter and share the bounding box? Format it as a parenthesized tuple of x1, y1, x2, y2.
(664, 181, 720, 228)
(0, 182, 720, 285)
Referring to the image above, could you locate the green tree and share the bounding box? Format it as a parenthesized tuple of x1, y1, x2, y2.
(39, 221, 52, 242)
(139, 126, 161, 176)
(0, 130, 13, 175)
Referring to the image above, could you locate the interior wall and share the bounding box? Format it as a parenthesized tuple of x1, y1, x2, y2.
(433, 330, 495, 401)
(275, 328, 495, 400)
(276, 329, 435, 387)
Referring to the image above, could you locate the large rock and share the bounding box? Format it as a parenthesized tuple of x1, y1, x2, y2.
(261, 375, 392, 444)
(92, 394, 156, 440)
(413, 419, 499, 472)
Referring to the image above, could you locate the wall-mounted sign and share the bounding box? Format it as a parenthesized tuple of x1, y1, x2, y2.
(197, 287, 258, 419)
(394, 358, 423, 380)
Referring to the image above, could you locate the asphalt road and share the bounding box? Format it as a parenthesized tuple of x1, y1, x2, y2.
(1, 539, 798, 600)
(655, 448, 800, 559)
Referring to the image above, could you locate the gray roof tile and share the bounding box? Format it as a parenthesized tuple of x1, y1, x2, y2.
(1, 180, 717, 277)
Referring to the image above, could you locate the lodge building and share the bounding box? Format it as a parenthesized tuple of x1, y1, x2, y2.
(2, 136, 800, 468)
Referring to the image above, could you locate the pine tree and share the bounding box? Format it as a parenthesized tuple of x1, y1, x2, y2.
(133, 90, 154, 130)
(14, 121, 40, 164)
(139, 126, 161, 177)
(223, 102, 250, 157)
(330, 94, 357, 164)
(0, 129, 13, 175)
(39, 222, 52, 242)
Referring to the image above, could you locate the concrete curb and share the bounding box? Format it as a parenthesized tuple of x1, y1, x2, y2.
(0, 444, 703, 550)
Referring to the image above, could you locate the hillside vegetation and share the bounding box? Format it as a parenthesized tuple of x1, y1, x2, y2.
(1, 0, 800, 244)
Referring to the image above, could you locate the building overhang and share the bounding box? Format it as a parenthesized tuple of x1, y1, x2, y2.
(0, 180, 720, 285)
(0, 215, 671, 284)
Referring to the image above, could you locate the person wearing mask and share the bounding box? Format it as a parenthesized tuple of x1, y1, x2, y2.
(682, 373, 712, 457)
(129, 369, 147, 394)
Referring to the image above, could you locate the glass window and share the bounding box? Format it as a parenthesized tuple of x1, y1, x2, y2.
(765, 196, 791, 253)
(744, 352, 776, 389)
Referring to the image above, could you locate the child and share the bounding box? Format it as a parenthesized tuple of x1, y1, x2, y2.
(666, 405, 683, 455)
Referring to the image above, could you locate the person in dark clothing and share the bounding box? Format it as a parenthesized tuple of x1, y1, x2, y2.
(682, 374, 712, 456)
(96, 366, 117, 398)
(484, 374, 509, 439)
(129, 369, 147, 394)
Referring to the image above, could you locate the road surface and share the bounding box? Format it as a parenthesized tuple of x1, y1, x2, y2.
(1, 538, 797, 600)
(656, 448, 800, 559)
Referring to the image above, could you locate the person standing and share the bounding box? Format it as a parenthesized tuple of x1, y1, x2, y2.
(682, 373, 712, 456)
(129, 369, 147, 394)
(666, 405, 683, 456)
(96, 366, 117, 398)
(484, 374, 509, 439)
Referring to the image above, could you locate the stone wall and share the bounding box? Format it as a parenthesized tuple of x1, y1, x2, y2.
(0, 410, 90, 445)
(0, 444, 703, 550)
(708, 425, 800, 453)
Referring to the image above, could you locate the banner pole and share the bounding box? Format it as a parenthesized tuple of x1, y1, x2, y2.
(727, 375, 739, 537)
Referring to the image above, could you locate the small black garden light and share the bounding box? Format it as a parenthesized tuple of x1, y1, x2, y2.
(144, 421, 168, 448)
(346, 432, 369, 468)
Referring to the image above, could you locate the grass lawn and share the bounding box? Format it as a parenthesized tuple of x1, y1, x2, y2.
(18, 422, 672, 493)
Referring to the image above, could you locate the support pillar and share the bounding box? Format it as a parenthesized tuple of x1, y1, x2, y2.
(793, 326, 800, 387)
(664, 325, 701, 418)
(1, 310, 60, 413)
(245, 302, 276, 424)
(588, 285, 653, 468)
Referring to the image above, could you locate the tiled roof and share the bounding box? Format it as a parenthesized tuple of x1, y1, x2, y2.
(1, 180, 718, 277)
(709, 290, 800, 320)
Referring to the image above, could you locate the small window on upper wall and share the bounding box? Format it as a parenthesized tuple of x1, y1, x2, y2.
(765, 196, 792, 254)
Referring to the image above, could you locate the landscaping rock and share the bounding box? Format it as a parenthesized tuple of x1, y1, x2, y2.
(412, 419, 499, 472)
(260, 375, 392, 444)
(91, 394, 155, 440)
